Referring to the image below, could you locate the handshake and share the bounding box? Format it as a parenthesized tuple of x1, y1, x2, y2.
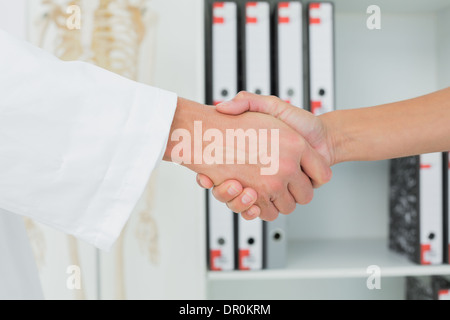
(164, 91, 338, 221)
(163, 87, 450, 221)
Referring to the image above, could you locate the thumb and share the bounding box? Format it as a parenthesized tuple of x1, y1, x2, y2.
(217, 91, 297, 120)
(215, 94, 251, 115)
(219, 91, 318, 142)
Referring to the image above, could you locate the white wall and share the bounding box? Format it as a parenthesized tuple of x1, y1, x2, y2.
(437, 7, 450, 89)
(0, 0, 27, 38)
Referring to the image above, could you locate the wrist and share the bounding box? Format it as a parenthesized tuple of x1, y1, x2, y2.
(319, 110, 352, 166)
(163, 97, 221, 172)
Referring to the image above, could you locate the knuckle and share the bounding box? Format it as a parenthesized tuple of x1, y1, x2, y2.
(268, 94, 280, 103)
(324, 168, 333, 184)
(269, 180, 285, 196)
(314, 168, 332, 189)
(257, 198, 280, 221)
(277, 159, 299, 181)
(293, 134, 306, 150)
(268, 95, 281, 109)
(227, 202, 239, 213)
(284, 160, 300, 177)
(312, 181, 324, 189)
(299, 188, 314, 205)
(230, 196, 247, 212)
(264, 210, 279, 222)
(211, 186, 225, 202)
(241, 212, 256, 221)
(236, 90, 249, 100)
(256, 194, 269, 208)
(283, 201, 297, 214)
(230, 202, 245, 214)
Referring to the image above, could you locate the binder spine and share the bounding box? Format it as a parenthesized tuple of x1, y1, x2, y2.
(208, 191, 235, 271)
(212, 1, 239, 106)
(389, 154, 444, 265)
(406, 276, 450, 300)
(206, 1, 239, 271)
(267, 0, 302, 269)
(264, 216, 287, 269)
(419, 153, 443, 265)
(406, 276, 434, 300)
(389, 156, 421, 263)
(236, 0, 272, 271)
(308, 2, 335, 115)
(276, 1, 303, 108)
(445, 152, 450, 264)
(244, 1, 271, 96)
(238, 217, 263, 270)
(432, 275, 450, 300)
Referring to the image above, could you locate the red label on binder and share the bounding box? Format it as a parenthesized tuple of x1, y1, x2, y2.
(439, 290, 449, 300)
(213, 17, 224, 24)
(311, 101, 322, 114)
(213, 2, 225, 24)
(279, 16, 290, 24)
(420, 164, 432, 169)
(247, 2, 258, 24)
(310, 3, 321, 24)
(421, 244, 431, 265)
(278, 2, 290, 24)
(239, 249, 250, 270)
(210, 249, 222, 271)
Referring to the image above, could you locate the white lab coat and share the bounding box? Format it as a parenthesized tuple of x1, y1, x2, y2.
(0, 29, 178, 299)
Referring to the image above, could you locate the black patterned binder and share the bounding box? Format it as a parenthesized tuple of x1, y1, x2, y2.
(432, 275, 450, 300)
(389, 156, 421, 263)
(406, 276, 433, 300)
(389, 153, 444, 265)
(406, 276, 450, 300)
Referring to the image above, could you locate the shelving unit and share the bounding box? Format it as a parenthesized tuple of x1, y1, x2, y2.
(209, 239, 450, 281)
(204, 0, 450, 300)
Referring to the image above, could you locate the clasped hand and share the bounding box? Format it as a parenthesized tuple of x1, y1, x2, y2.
(193, 91, 335, 221)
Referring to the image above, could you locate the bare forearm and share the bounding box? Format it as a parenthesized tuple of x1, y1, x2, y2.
(322, 87, 450, 164)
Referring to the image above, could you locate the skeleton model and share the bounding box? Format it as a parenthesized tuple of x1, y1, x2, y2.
(91, 0, 147, 80)
(39, 0, 84, 61)
(29, 0, 159, 300)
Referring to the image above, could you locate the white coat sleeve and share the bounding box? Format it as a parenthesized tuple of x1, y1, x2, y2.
(0, 29, 178, 251)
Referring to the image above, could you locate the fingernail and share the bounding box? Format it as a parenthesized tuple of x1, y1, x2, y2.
(247, 207, 259, 217)
(227, 185, 240, 196)
(241, 193, 253, 205)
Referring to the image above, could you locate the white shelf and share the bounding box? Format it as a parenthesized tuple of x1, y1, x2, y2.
(208, 239, 450, 281)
